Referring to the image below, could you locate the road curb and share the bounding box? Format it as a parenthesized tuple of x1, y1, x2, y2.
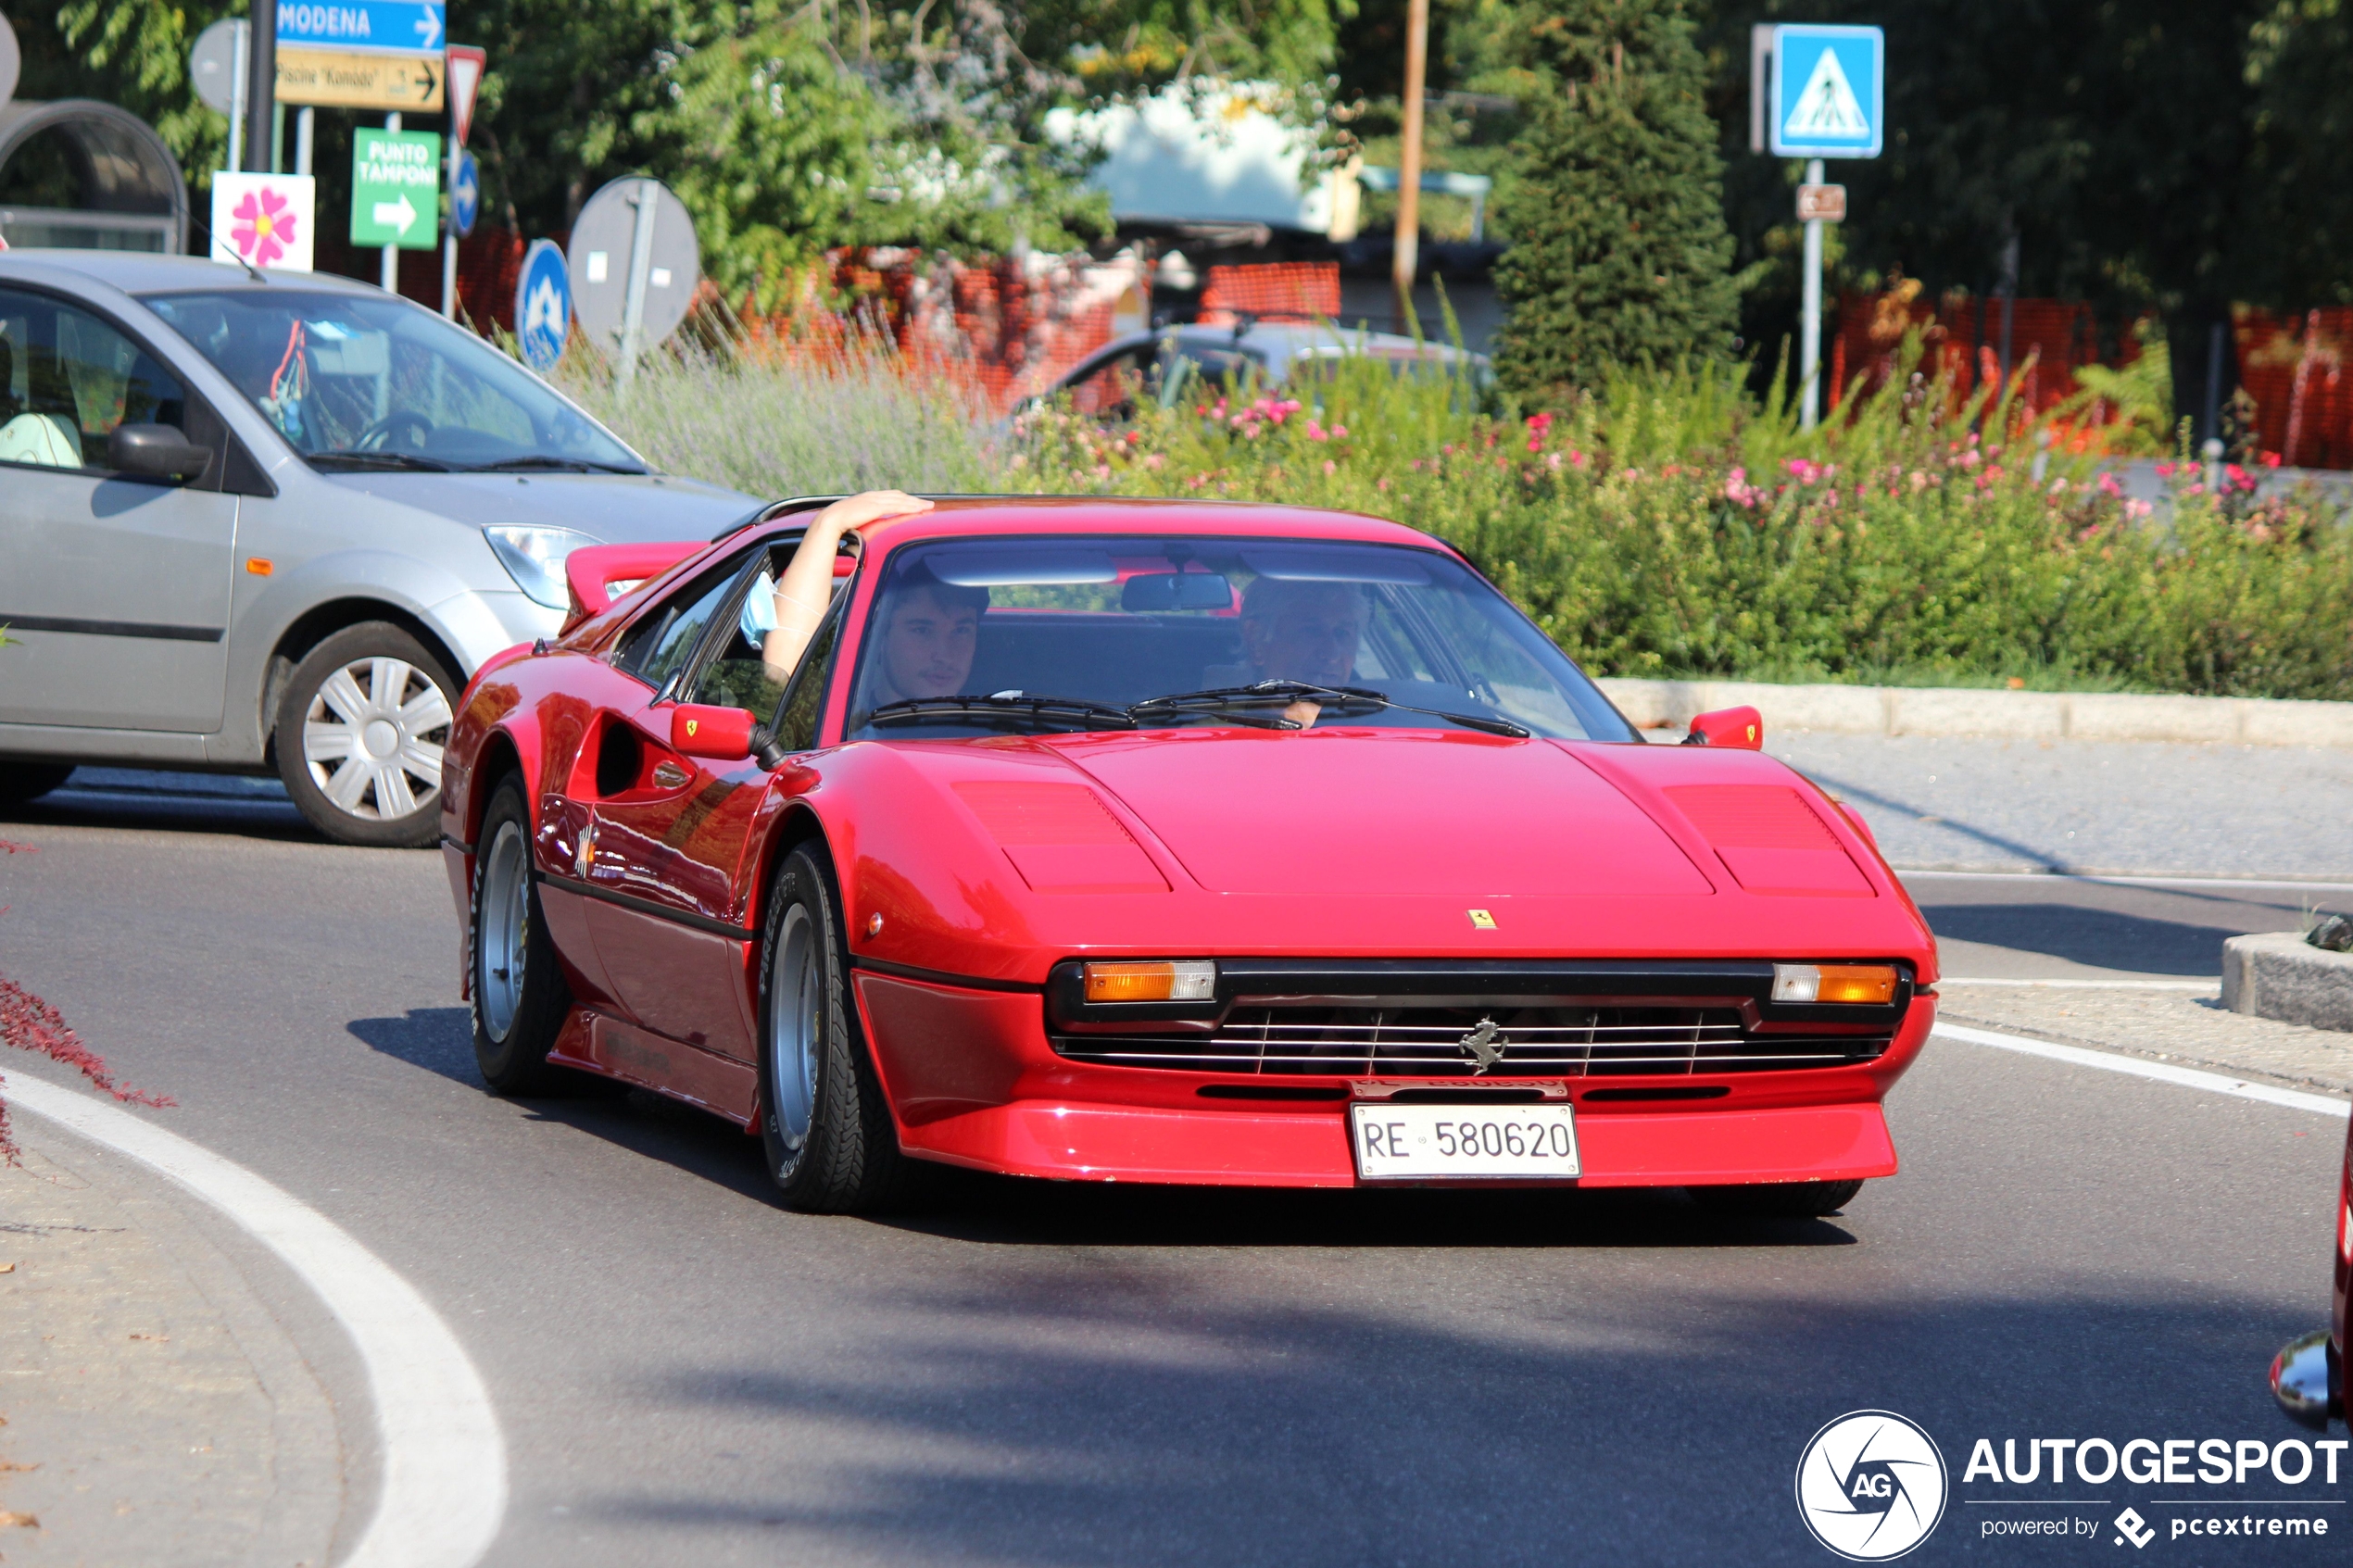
(2222, 931, 2353, 1032)
(1595, 677, 2353, 747)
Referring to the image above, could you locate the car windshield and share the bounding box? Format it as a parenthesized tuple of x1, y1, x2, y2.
(842, 534, 1636, 742)
(139, 289, 644, 472)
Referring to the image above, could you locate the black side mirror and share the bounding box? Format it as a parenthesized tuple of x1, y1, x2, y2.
(107, 423, 212, 483)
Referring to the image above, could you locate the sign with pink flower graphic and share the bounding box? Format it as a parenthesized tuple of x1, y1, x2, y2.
(209, 174, 316, 272)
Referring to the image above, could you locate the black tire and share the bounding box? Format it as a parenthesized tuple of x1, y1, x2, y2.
(756, 845, 910, 1213)
(470, 775, 573, 1095)
(0, 763, 73, 806)
(1690, 1179, 1865, 1218)
(275, 621, 459, 847)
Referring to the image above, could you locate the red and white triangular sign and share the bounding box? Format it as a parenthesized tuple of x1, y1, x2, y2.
(446, 45, 487, 148)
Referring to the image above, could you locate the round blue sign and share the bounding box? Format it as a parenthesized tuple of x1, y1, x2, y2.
(451, 151, 480, 239)
(514, 238, 571, 372)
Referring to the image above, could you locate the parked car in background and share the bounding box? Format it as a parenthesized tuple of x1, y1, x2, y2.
(2270, 1109, 2348, 1430)
(1039, 321, 1492, 420)
(0, 252, 758, 846)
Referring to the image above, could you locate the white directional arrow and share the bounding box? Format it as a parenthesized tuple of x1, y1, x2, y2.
(414, 6, 443, 50)
(372, 194, 418, 234)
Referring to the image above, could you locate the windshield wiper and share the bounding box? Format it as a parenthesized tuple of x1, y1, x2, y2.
(865, 693, 1139, 732)
(1130, 681, 1531, 738)
(464, 456, 647, 474)
(308, 449, 454, 471)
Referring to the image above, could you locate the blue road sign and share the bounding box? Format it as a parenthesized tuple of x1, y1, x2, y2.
(451, 151, 480, 239)
(1771, 24, 1882, 159)
(277, 2, 446, 57)
(515, 238, 571, 372)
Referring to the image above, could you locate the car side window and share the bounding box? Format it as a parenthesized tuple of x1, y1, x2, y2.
(684, 542, 808, 716)
(771, 604, 843, 752)
(1067, 347, 1151, 418)
(614, 554, 749, 693)
(0, 286, 189, 472)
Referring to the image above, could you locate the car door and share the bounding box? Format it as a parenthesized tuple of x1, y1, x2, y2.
(0, 284, 242, 732)
(572, 539, 837, 1060)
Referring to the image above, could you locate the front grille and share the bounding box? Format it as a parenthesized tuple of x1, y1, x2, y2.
(1051, 1002, 1894, 1078)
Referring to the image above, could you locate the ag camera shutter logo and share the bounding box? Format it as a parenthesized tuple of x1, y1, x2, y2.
(1795, 1410, 1950, 1561)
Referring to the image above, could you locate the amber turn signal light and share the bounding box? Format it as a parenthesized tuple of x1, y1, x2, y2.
(1771, 963, 1899, 1004)
(1083, 960, 1216, 1003)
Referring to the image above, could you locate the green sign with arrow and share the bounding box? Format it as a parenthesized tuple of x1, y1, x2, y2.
(349, 128, 442, 249)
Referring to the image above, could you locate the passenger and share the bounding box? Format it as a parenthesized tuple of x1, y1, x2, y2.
(1239, 577, 1369, 726)
(760, 489, 934, 681)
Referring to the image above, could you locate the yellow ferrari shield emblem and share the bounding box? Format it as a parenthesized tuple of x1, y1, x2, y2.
(1467, 909, 1498, 930)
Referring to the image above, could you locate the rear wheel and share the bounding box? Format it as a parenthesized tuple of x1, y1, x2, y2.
(471, 776, 573, 1094)
(276, 621, 458, 848)
(758, 845, 909, 1212)
(0, 763, 72, 806)
(1689, 1179, 1865, 1218)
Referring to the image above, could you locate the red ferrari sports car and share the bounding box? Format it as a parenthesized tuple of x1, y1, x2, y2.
(439, 496, 1940, 1213)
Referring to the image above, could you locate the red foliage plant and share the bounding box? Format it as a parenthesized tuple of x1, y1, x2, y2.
(0, 839, 171, 1162)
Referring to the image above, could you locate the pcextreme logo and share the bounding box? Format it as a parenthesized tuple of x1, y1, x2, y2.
(1796, 1410, 1952, 1561)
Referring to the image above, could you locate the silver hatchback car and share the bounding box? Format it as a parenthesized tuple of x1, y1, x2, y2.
(0, 252, 757, 846)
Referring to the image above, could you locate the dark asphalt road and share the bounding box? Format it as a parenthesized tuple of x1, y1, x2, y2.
(2, 775, 2347, 1565)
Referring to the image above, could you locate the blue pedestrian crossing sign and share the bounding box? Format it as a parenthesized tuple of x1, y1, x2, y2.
(1771, 24, 1883, 159)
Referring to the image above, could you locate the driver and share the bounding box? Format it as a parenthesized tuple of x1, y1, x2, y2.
(858, 566, 989, 707)
(760, 490, 935, 682)
(1239, 578, 1368, 726)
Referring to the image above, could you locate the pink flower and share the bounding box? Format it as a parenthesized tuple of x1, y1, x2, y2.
(1525, 411, 1555, 434)
(1330, 425, 1348, 439)
(2124, 498, 2153, 519)
(1322, 459, 1337, 476)
(1784, 457, 1824, 485)
(2155, 462, 2175, 478)
(1545, 452, 1564, 470)
(2262, 451, 2284, 469)
(2096, 471, 2123, 497)
(231, 185, 298, 268)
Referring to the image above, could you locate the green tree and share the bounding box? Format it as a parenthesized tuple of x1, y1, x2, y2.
(1491, 0, 1739, 395)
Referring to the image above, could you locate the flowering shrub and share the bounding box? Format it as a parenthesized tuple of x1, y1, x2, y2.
(1009, 354, 2353, 698)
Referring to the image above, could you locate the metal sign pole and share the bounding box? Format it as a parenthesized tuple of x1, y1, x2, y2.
(382, 112, 402, 294)
(442, 134, 459, 318)
(1800, 157, 1824, 431)
(226, 24, 247, 174)
(242, 0, 275, 172)
(613, 179, 660, 396)
(295, 106, 313, 176)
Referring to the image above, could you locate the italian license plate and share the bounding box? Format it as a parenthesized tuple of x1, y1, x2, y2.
(1349, 1102, 1581, 1181)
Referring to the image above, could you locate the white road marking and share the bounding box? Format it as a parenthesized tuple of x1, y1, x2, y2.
(1897, 868, 2353, 892)
(3, 1073, 507, 1568)
(1932, 1021, 2350, 1118)
(1939, 977, 2219, 991)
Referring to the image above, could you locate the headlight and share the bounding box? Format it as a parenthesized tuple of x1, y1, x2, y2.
(484, 525, 600, 609)
(1083, 960, 1216, 1003)
(1772, 963, 1899, 1004)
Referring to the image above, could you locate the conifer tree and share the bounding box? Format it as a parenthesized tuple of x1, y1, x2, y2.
(1491, 0, 1739, 396)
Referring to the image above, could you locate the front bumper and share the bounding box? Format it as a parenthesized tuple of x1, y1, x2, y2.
(855, 971, 1931, 1187)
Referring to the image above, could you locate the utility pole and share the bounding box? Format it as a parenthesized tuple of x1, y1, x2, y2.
(1392, 0, 1429, 332)
(242, 0, 275, 173)
(382, 112, 402, 294)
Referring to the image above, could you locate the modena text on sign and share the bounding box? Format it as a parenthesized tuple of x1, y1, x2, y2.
(275, 47, 443, 110)
(276, 1, 447, 57)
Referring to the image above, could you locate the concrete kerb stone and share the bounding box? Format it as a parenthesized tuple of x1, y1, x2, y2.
(2222, 932, 2353, 1033)
(1593, 677, 2353, 747)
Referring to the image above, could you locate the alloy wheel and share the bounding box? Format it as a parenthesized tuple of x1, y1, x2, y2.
(769, 903, 821, 1153)
(301, 656, 451, 822)
(477, 820, 531, 1042)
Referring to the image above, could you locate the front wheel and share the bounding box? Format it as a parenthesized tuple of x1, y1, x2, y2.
(1689, 1179, 1865, 1218)
(757, 846, 909, 1213)
(275, 621, 458, 847)
(471, 775, 573, 1094)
